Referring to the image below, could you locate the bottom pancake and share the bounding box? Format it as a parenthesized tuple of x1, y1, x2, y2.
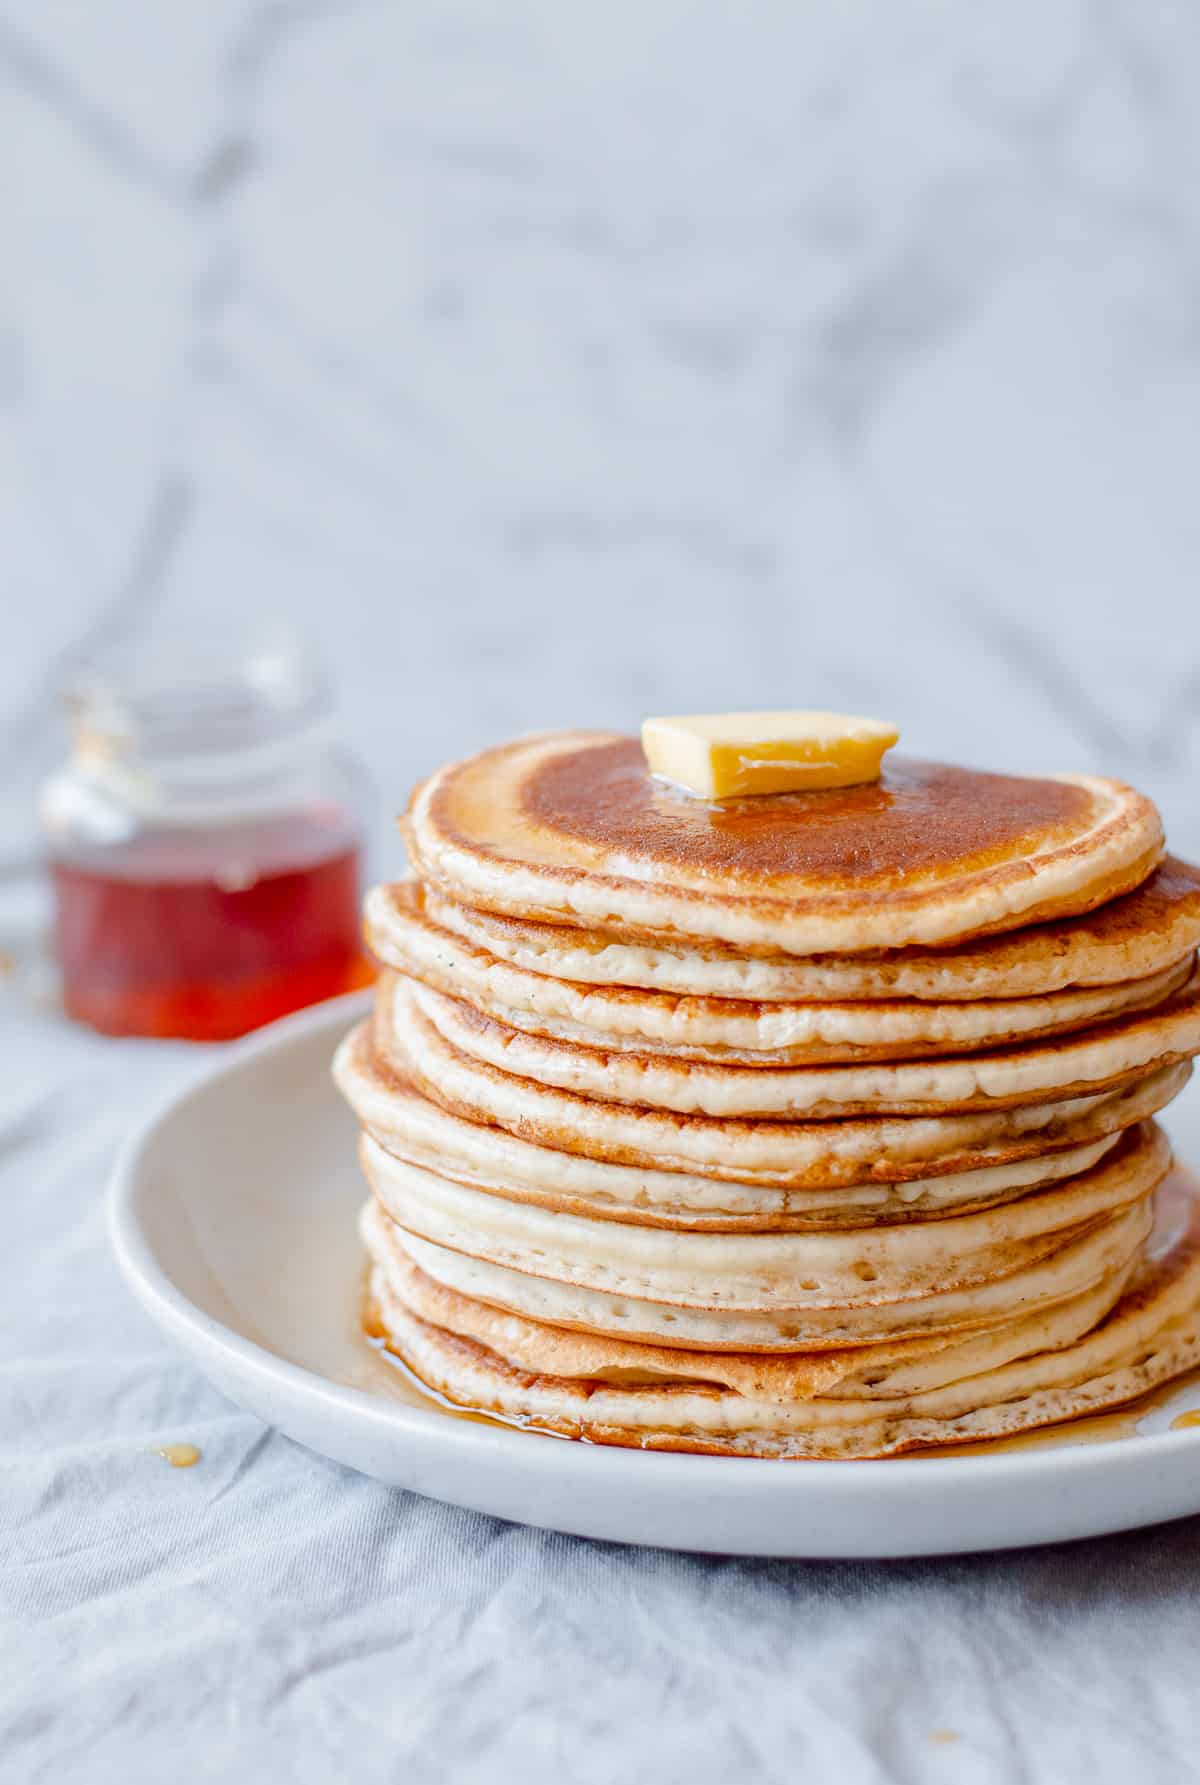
(361, 1174, 1200, 1459)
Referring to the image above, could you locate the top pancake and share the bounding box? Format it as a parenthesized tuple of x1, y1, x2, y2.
(404, 731, 1164, 955)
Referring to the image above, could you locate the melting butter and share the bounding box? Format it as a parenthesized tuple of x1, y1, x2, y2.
(641, 711, 899, 799)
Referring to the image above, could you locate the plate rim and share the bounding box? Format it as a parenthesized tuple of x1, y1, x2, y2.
(106, 988, 1200, 1550)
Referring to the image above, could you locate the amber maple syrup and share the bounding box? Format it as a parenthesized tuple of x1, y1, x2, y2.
(359, 1283, 567, 1436)
(53, 844, 372, 1040)
(41, 628, 374, 1040)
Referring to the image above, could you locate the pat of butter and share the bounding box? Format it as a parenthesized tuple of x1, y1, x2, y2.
(641, 711, 900, 799)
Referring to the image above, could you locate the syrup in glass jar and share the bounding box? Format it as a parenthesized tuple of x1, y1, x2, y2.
(41, 631, 373, 1040)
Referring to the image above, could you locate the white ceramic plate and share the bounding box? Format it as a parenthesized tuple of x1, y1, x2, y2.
(108, 991, 1200, 1557)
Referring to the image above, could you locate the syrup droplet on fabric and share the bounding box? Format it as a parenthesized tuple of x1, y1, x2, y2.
(150, 1442, 202, 1468)
(928, 1729, 960, 1747)
(1170, 1409, 1200, 1431)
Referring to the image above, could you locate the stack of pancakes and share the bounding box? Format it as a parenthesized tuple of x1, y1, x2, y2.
(335, 733, 1200, 1458)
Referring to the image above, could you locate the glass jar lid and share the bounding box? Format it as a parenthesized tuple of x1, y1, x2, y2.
(51, 626, 337, 831)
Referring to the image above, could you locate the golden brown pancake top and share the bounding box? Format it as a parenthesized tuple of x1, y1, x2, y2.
(519, 739, 1093, 890)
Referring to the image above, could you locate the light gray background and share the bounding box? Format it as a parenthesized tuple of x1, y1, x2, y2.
(4, 4, 1200, 1780)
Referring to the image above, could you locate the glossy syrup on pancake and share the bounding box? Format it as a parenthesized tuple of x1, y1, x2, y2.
(523, 744, 1093, 889)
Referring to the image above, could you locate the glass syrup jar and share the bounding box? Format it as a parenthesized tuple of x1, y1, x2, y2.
(40, 630, 373, 1040)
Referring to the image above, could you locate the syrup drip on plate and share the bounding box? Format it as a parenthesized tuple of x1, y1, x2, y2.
(361, 1295, 568, 1439)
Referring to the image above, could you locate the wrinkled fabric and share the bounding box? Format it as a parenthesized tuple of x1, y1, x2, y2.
(4, 940, 1200, 1785)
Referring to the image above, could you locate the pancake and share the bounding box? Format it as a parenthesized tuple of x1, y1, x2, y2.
(423, 856, 1200, 1004)
(366, 1212, 1137, 1398)
(334, 1023, 1132, 1229)
(361, 1176, 1200, 1455)
(377, 984, 1191, 1187)
(391, 1199, 1153, 1349)
(340, 726, 1200, 1457)
(367, 881, 1193, 1064)
(400, 967, 1200, 1119)
(403, 732, 1164, 954)
(360, 1119, 1168, 1312)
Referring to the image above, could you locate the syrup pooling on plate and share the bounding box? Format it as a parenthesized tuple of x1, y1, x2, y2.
(361, 1287, 567, 1436)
